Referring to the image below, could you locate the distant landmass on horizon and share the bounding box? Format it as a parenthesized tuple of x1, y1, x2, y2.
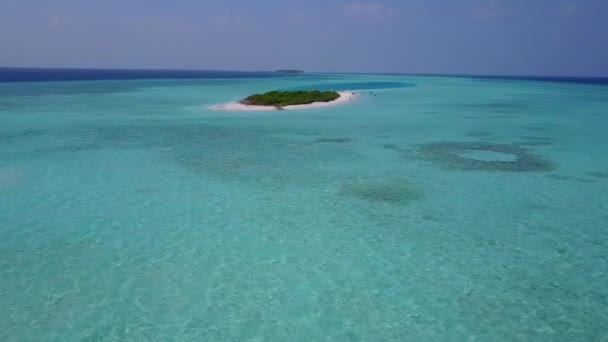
(0, 67, 607, 85)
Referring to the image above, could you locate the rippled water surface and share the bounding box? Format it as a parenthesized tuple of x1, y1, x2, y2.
(1, 74, 608, 341)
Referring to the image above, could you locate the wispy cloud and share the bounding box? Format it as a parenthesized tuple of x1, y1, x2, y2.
(343, 2, 398, 23)
(48, 14, 68, 30)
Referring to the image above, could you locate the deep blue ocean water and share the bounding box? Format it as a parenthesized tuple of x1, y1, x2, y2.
(0, 68, 290, 83)
(1, 69, 607, 341)
(2, 67, 607, 85)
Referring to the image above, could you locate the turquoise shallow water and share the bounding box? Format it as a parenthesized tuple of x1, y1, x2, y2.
(1, 74, 608, 341)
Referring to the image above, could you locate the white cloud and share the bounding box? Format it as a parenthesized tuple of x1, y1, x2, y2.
(48, 14, 68, 30)
(343, 2, 397, 23)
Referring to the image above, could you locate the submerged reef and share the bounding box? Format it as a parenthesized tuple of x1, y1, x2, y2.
(417, 141, 555, 172)
(516, 141, 554, 147)
(585, 171, 608, 179)
(546, 174, 572, 181)
(460, 101, 528, 114)
(341, 181, 422, 204)
(516, 136, 556, 147)
(312, 137, 353, 143)
(382, 143, 400, 150)
(466, 131, 493, 138)
(520, 125, 551, 132)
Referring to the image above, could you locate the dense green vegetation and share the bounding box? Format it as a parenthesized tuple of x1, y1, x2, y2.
(242, 90, 340, 108)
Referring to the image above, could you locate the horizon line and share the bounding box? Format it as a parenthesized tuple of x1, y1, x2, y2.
(1, 66, 607, 80)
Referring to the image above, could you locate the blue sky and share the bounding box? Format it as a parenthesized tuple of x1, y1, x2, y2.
(1, 0, 607, 76)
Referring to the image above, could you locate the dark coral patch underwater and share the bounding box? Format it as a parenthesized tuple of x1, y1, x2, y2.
(516, 141, 554, 147)
(382, 143, 400, 150)
(417, 141, 555, 172)
(546, 174, 572, 181)
(466, 131, 494, 138)
(520, 125, 551, 132)
(585, 171, 608, 179)
(516, 135, 556, 147)
(520, 136, 556, 141)
(341, 181, 423, 205)
(312, 137, 353, 143)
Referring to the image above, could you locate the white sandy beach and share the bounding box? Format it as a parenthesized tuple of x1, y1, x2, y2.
(210, 91, 358, 112)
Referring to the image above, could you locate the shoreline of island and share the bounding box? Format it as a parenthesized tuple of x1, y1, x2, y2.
(210, 91, 358, 112)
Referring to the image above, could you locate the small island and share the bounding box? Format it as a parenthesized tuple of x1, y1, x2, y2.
(210, 90, 357, 112)
(275, 69, 304, 74)
(242, 90, 340, 108)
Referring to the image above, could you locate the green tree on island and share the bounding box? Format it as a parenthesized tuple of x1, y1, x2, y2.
(241, 90, 340, 108)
